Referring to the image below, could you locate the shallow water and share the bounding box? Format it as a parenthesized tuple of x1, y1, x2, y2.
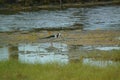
(82, 45, 120, 51)
(18, 43, 68, 64)
(0, 5, 120, 31)
(0, 42, 120, 66)
(83, 58, 114, 67)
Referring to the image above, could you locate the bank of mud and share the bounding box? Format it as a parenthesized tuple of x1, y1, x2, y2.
(0, 30, 120, 46)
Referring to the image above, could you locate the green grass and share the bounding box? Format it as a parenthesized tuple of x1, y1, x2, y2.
(0, 60, 120, 80)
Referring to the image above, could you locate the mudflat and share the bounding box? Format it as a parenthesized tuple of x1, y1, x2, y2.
(0, 30, 120, 46)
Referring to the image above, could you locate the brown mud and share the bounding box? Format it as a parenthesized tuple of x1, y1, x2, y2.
(0, 30, 120, 46)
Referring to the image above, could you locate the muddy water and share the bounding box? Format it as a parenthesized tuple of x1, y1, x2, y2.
(0, 42, 120, 66)
(0, 5, 120, 31)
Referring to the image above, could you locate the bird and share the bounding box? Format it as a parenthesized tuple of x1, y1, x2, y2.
(42, 33, 61, 39)
(55, 33, 61, 38)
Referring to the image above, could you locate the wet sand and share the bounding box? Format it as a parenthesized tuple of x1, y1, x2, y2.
(0, 30, 120, 46)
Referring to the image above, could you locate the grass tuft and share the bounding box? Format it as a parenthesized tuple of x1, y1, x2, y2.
(0, 60, 120, 80)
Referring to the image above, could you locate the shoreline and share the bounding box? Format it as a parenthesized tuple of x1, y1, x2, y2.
(0, 1, 120, 46)
(0, 24, 83, 33)
(0, 1, 120, 14)
(0, 30, 120, 46)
